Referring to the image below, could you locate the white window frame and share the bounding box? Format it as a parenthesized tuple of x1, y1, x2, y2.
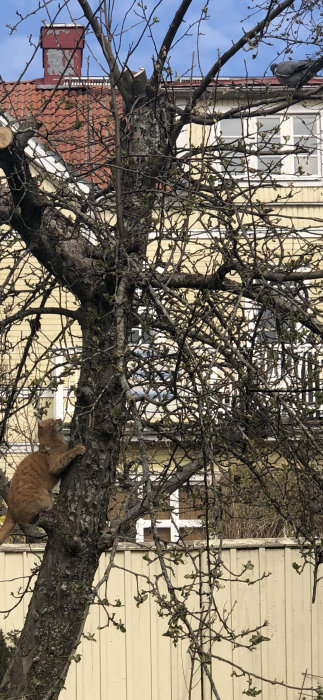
(136, 478, 204, 544)
(213, 107, 322, 183)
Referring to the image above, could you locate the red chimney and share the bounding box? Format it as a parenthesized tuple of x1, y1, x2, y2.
(37, 24, 85, 87)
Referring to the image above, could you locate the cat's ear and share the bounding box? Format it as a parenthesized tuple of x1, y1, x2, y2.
(37, 418, 44, 427)
(56, 419, 63, 427)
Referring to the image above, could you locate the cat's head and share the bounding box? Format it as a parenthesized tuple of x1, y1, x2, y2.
(37, 418, 63, 437)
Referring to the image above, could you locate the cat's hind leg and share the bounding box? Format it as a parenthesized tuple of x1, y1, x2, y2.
(13, 490, 53, 524)
(31, 490, 53, 522)
(38, 490, 53, 510)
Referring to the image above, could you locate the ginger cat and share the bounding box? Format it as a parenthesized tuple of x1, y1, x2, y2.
(0, 418, 85, 544)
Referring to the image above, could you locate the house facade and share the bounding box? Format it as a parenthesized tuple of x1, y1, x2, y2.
(0, 24, 322, 544)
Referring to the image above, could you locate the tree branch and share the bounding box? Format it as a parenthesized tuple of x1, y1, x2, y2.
(77, 0, 133, 104)
(153, 266, 323, 288)
(0, 285, 56, 444)
(0, 306, 80, 331)
(165, 81, 323, 126)
(190, 0, 296, 108)
(148, 269, 323, 338)
(150, 0, 193, 88)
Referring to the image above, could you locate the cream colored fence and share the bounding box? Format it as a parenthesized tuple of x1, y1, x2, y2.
(0, 540, 321, 700)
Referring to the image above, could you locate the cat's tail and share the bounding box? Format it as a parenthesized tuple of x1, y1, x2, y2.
(0, 511, 16, 545)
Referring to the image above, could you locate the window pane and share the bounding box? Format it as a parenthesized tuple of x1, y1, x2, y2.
(219, 119, 243, 138)
(144, 528, 171, 542)
(257, 156, 281, 173)
(295, 136, 317, 149)
(221, 156, 246, 173)
(293, 115, 317, 136)
(219, 119, 245, 174)
(179, 486, 204, 519)
(292, 115, 318, 176)
(258, 308, 278, 342)
(257, 117, 280, 144)
(254, 281, 309, 345)
(257, 118, 282, 174)
(129, 327, 150, 344)
(295, 154, 318, 176)
(129, 328, 140, 343)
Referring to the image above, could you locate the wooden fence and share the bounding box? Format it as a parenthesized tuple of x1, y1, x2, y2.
(0, 540, 321, 699)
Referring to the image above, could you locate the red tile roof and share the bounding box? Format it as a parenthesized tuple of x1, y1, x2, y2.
(0, 79, 115, 188)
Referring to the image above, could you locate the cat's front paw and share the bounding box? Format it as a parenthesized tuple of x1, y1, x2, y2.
(74, 445, 85, 456)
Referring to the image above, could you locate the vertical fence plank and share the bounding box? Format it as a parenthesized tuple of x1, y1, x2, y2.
(148, 554, 173, 700)
(102, 550, 128, 700)
(311, 560, 322, 697)
(259, 546, 287, 700)
(232, 547, 263, 697)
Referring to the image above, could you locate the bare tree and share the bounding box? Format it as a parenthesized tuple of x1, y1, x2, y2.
(0, 1, 322, 697)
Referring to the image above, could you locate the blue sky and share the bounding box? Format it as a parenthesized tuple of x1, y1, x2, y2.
(0, 0, 318, 82)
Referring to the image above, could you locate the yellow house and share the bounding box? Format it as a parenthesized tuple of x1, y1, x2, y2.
(0, 24, 322, 546)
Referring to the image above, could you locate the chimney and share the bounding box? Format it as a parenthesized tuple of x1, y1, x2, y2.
(37, 24, 85, 87)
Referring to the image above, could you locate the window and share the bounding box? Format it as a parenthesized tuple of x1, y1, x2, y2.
(246, 283, 323, 417)
(256, 117, 281, 174)
(128, 320, 176, 415)
(292, 115, 319, 176)
(218, 118, 246, 174)
(252, 280, 309, 345)
(216, 112, 320, 179)
(136, 482, 205, 543)
(107, 479, 205, 544)
(129, 327, 150, 345)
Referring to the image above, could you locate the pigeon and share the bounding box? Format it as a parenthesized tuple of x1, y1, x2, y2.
(270, 58, 323, 87)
